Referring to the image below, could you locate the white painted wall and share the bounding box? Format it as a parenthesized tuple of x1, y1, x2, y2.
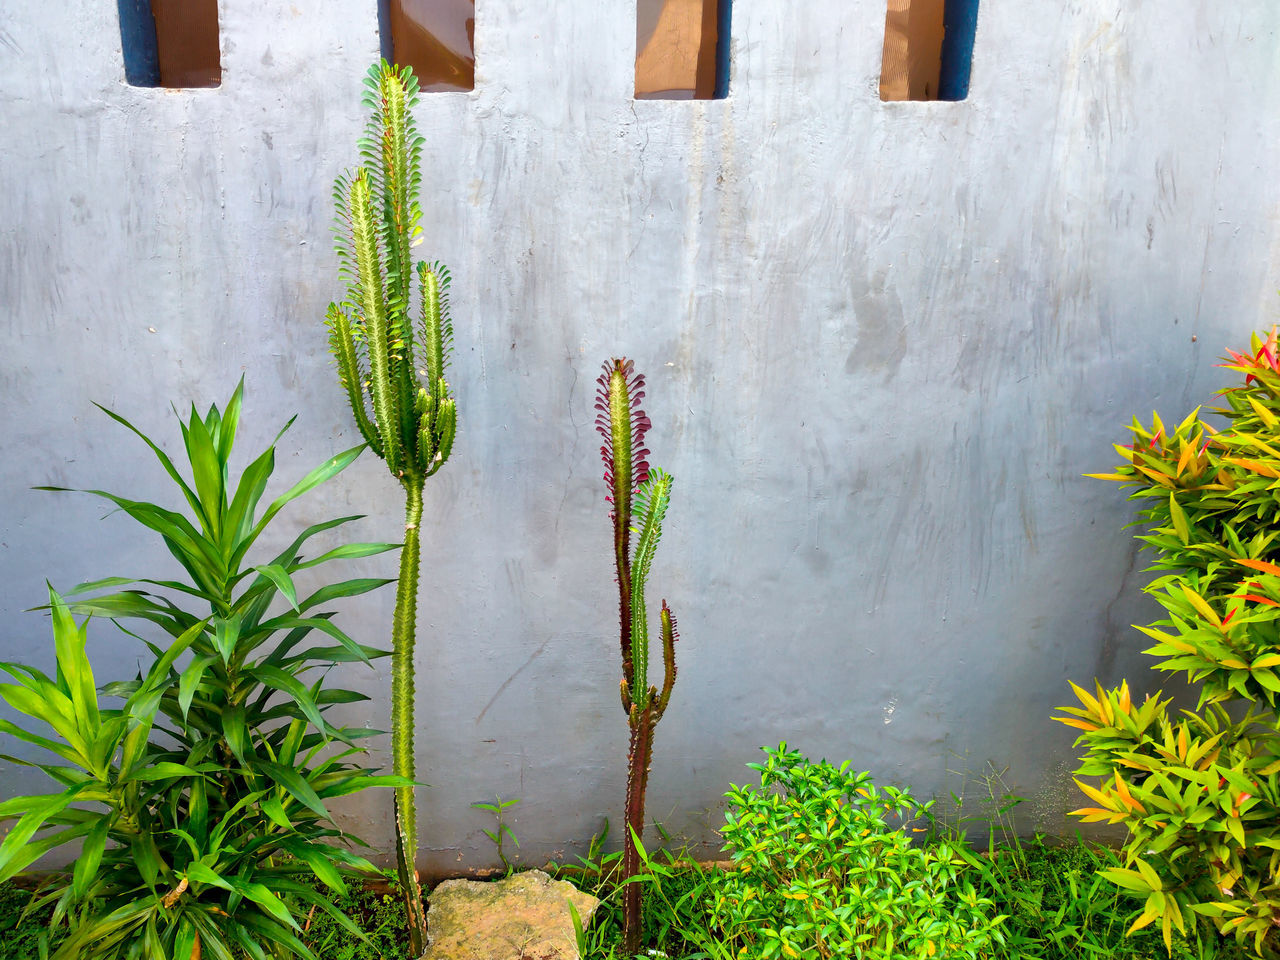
(2, 1, 1280, 873)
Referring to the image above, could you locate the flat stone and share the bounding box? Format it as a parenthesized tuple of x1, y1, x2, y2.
(422, 869, 600, 960)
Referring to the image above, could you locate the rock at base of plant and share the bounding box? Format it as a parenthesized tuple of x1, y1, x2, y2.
(421, 869, 599, 960)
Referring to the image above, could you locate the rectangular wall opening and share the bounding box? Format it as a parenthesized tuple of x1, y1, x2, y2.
(635, 0, 730, 100)
(378, 0, 475, 92)
(879, 0, 978, 102)
(118, 0, 221, 88)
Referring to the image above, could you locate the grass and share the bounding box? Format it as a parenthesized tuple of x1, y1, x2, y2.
(0, 838, 1257, 960)
(966, 835, 1246, 960)
(0, 881, 56, 960)
(297, 880, 411, 960)
(557, 835, 1253, 960)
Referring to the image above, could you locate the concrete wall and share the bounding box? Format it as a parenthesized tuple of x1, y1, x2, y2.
(3, 0, 1280, 874)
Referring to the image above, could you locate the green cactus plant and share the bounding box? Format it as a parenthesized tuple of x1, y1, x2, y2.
(325, 61, 456, 953)
(595, 358, 680, 955)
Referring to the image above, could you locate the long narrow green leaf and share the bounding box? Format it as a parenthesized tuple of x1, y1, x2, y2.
(89, 402, 204, 522)
(187, 910, 240, 960)
(279, 644, 390, 667)
(0, 784, 86, 882)
(186, 860, 232, 891)
(298, 577, 394, 612)
(216, 377, 245, 463)
(178, 654, 215, 720)
(276, 839, 347, 893)
(172, 919, 199, 960)
(124, 761, 205, 782)
(294, 541, 399, 570)
(0, 681, 90, 765)
(40, 487, 224, 585)
(258, 616, 372, 666)
(250, 563, 299, 612)
(64, 591, 197, 636)
(233, 910, 317, 960)
(249, 665, 328, 734)
(0, 717, 84, 765)
(258, 762, 330, 819)
(224, 442, 275, 555)
(183, 406, 226, 542)
(126, 620, 207, 729)
(222, 705, 249, 764)
(264, 514, 368, 571)
(246, 445, 366, 550)
(48, 589, 99, 734)
(71, 817, 110, 899)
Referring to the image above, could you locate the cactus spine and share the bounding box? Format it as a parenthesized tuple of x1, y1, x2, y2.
(326, 61, 456, 954)
(595, 358, 680, 955)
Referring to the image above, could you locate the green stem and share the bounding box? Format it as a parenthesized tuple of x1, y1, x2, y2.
(392, 475, 426, 954)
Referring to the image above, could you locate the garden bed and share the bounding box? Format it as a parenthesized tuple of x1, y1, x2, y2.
(0, 833, 1249, 960)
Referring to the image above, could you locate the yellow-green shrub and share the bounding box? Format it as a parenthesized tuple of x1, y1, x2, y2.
(1059, 329, 1280, 957)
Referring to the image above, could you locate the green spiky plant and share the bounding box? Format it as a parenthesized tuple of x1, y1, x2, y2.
(595, 357, 681, 955)
(2, 385, 405, 960)
(324, 61, 457, 953)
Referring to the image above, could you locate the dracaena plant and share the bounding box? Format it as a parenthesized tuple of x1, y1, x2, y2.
(595, 357, 680, 955)
(0, 384, 403, 960)
(1056, 328, 1280, 957)
(324, 60, 457, 951)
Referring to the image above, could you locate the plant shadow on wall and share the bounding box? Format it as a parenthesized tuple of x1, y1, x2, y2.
(1060, 328, 1280, 958)
(0, 383, 405, 960)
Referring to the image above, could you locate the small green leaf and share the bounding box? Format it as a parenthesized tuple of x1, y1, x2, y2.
(252, 563, 300, 612)
(258, 761, 331, 819)
(71, 817, 110, 899)
(1168, 492, 1190, 545)
(222, 705, 249, 764)
(178, 654, 215, 719)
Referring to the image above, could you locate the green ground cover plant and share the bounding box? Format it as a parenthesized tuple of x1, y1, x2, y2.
(707, 744, 1006, 960)
(0, 880, 58, 959)
(1058, 328, 1280, 958)
(296, 880, 411, 960)
(0, 385, 401, 960)
(325, 60, 459, 953)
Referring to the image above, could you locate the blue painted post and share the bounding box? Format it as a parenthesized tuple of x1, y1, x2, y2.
(938, 0, 979, 101)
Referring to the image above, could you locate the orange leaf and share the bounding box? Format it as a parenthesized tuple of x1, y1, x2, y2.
(1237, 558, 1280, 576)
(1177, 441, 1195, 477)
(1242, 594, 1280, 607)
(1056, 717, 1101, 732)
(1225, 458, 1280, 478)
(1114, 774, 1145, 813)
(1134, 464, 1175, 488)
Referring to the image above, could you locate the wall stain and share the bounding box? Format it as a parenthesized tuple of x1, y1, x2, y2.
(844, 270, 908, 380)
